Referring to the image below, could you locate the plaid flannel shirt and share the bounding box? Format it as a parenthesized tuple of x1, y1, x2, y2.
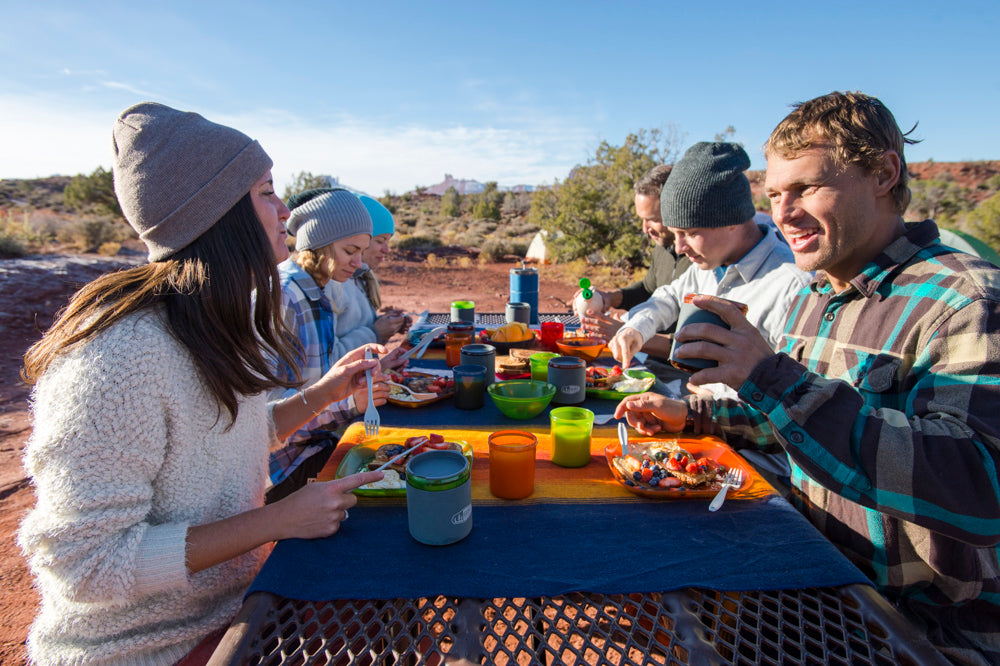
(269, 260, 360, 487)
(695, 221, 1000, 661)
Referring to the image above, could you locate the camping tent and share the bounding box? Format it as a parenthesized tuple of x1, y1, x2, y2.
(938, 228, 1000, 267)
(525, 230, 563, 263)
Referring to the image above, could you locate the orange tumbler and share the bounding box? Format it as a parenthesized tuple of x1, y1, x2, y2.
(488, 430, 537, 500)
(445, 333, 472, 367)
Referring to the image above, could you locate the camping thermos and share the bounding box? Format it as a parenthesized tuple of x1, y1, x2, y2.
(547, 355, 586, 405)
(460, 343, 497, 387)
(509, 265, 539, 325)
(405, 451, 473, 546)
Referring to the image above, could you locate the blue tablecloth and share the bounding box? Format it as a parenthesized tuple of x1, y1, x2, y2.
(248, 495, 869, 601)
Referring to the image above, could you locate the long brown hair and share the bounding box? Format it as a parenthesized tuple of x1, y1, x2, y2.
(23, 194, 301, 425)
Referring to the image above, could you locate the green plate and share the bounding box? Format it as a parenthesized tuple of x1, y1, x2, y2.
(585, 369, 656, 400)
(335, 436, 473, 497)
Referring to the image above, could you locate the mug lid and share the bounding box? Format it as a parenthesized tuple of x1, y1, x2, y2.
(548, 355, 585, 369)
(461, 343, 495, 356)
(406, 450, 470, 490)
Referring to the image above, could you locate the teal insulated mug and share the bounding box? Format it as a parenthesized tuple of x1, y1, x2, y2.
(405, 450, 473, 546)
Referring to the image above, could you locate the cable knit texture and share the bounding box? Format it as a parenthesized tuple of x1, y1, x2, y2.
(18, 309, 272, 665)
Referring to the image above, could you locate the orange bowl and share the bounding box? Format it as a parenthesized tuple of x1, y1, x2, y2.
(554, 336, 607, 361)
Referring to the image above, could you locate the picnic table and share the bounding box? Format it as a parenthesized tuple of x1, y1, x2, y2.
(207, 316, 948, 665)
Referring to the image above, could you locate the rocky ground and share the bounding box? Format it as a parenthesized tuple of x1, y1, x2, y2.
(0, 248, 579, 663)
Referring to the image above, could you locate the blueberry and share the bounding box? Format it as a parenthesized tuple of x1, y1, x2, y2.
(632, 471, 642, 481)
(641, 459, 651, 468)
(653, 451, 666, 461)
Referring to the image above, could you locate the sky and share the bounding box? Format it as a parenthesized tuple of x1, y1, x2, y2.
(2, 1, 999, 197)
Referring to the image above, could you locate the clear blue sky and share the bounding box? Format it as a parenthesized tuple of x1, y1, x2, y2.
(2, 1, 998, 196)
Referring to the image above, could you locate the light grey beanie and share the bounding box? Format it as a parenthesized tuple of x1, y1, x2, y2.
(660, 141, 755, 229)
(286, 190, 372, 252)
(112, 102, 273, 261)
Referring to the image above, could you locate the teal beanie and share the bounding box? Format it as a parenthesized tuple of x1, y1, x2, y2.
(359, 195, 395, 237)
(660, 142, 755, 229)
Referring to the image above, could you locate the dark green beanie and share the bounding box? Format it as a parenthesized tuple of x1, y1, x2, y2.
(660, 142, 755, 229)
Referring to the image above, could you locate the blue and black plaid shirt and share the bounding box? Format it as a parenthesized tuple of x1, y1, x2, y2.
(693, 221, 1000, 662)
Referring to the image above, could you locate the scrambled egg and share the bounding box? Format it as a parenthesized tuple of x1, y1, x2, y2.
(612, 375, 654, 393)
(360, 469, 404, 490)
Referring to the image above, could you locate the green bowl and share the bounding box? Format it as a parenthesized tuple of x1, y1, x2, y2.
(487, 380, 557, 419)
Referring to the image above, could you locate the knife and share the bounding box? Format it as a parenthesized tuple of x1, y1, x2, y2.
(399, 325, 447, 361)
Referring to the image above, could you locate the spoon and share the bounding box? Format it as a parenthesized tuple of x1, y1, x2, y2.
(618, 421, 629, 457)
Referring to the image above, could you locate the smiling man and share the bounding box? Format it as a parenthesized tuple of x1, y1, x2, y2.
(608, 142, 810, 379)
(614, 92, 1000, 664)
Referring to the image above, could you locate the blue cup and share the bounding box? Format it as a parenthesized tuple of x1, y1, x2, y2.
(453, 364, 487, 410)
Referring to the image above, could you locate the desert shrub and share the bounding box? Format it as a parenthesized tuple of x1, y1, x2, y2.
(395, 234, 442, 250)
(469, 182, 502, 221)
(58, 216, 122, 252)
(98, 241, 122, 256)
(907, 179, 970, 222)
(378, 192, 398, 214)
(527, 126, 683, 267)
(440, 187, 461, 217)
(457, 256, 473, 268)
(64, 167, 123, 218)
(0, 231, 27, 257)
(507, 241, 528, 257)
(424, 253, 447, 268)
(282, 171, 330, 201)
(458, 231, 485, 248)
(967, 192, 1000, 253)
(501, 191, 532, 217)
(479, 239, 508, 262)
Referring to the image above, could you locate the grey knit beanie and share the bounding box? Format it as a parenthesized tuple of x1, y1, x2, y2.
(286, 189, 372, 252)
(660, 142, 755, 229)
(112, 102, 273, 261)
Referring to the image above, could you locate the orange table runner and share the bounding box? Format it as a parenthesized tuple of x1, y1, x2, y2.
(319, 422, 775, 505)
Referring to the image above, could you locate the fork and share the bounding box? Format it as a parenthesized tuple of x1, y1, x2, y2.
(708, 468, 745, 512)
(363, 347, 380, 437)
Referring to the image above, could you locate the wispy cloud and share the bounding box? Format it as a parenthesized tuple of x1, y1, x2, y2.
(0, 94, 597, 194)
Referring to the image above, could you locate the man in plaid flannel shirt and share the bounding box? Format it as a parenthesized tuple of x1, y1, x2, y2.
(615, 91, 1000, 664)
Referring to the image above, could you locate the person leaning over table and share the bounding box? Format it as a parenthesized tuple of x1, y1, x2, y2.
(614, 91, 1000, 665)
(331, 193, 412, 346)
(268, 189, 405, 503)
(575, 163, 692, 338)
(16, 102, 384, 666)
(608, 141, 811, 482)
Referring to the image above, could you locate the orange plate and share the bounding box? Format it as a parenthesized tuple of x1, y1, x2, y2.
(604, 438, 753, 499)
(386, 372, 455, 408)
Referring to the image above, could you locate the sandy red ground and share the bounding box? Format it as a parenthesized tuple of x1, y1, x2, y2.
(0, 251, 579, 664)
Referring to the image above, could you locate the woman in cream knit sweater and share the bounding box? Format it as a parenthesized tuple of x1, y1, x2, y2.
(17, 103, 384, 665)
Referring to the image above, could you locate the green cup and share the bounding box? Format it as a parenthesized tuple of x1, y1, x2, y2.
(549, 406, 595, 468)
(529, 352, 559, 382)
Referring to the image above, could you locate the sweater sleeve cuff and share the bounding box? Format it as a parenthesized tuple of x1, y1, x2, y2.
(132, 522, 193, 597)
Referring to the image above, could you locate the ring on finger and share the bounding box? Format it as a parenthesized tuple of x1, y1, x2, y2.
(343, 510, 349, 520)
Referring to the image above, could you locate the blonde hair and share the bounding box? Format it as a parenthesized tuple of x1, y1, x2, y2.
(765, 91, 919, 214)
(296, 245, 337, 286)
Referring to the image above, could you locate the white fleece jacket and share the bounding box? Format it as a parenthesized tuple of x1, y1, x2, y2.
(18, 309, 273, 665)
